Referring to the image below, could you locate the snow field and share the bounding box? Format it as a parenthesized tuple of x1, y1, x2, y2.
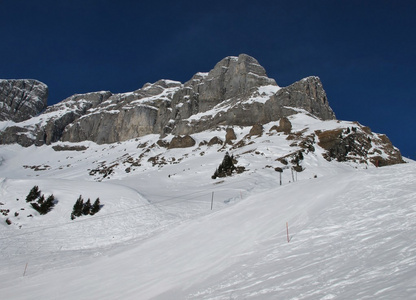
(1, 162, 415, 299)
(0, 113, 415, 299)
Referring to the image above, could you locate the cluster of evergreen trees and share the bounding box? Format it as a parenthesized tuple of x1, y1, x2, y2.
(71, 196, 101, 220)
(26, 185, 56, 215)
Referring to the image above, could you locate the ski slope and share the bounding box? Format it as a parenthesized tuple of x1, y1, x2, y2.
(0, 114, 415, 299)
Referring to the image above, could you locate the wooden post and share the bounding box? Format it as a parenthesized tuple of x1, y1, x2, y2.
(286, 222, 290, 243)
(23, 263, 28, 276)
(211, 192, 214, 210)
(275, 167, 283, 186)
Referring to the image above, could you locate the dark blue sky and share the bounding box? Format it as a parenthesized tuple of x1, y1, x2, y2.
(1, 0, 415, 159)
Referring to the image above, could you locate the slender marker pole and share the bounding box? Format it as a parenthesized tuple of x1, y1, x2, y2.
(211, 192, 214, 210)
(286, 222, 290, 243)
(23, 263, 28, 276)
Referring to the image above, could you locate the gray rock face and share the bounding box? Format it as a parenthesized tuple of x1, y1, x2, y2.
(172, 75, 335, 136)
(0, 54, 336, 146)
(60, 80, 181, 144)
(184, 54, 277, 112)
(0, 79, 48, 122)
(271, 76, 335, 120)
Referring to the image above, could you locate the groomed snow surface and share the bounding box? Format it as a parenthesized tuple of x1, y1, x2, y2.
(1, 115, 415, 299)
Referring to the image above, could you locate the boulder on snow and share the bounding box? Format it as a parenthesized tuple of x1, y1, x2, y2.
(270, 117, 292, 134)
(248, 124, 264, 137)
(225, 128, 237, 144)
(168, 135, 196, 149)
(208, 136, 223, 146)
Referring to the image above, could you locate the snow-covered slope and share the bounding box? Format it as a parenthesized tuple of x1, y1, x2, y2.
(0, 112, 414, 299)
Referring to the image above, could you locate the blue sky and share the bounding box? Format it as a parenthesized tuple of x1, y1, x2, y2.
(1, 0, 415, 159)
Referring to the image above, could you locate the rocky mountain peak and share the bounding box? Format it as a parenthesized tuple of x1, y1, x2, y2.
(0, 55, 347, 148)
(212, 54, 270, 78)
(191, 54, 277, 108)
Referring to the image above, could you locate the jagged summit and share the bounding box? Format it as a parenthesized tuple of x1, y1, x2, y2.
(180, 54, 277, 113)
(0, 54, 336, 146)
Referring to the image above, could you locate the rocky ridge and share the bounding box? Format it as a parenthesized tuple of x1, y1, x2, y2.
(0, 79, 48, 122)
(0, 54, 404, 167)
(0, 54, 334, 146)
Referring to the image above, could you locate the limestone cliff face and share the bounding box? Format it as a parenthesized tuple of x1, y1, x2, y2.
(272, 76, 335, 120)
(171, 76, 335, 136)
(0, 54, 335, 145)
(0, 79, 48, 122)
(184, 54, 277, 112)
(60, 80, 181, 143)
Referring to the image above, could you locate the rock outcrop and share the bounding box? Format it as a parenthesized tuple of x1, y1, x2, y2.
(270, 117, 292, 134)
(0, 90, 112, 146)
(316, 125, 404, 166)
(168, 135, 196, 149)
(0, 79, 48, 122)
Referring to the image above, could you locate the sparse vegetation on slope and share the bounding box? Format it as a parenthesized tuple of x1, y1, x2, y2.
(71, 196, 102, 220)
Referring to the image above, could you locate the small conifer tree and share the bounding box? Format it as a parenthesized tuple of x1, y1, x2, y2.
(31, 202, 41, 213)
(90, 198, 101, 215)
(72, 196, 84, 218)
(42, 195, 56, 214)
(37, 194, 45, 205)
(212, 152, 236, 179)
(31, 194, 56, 215)
(82, 199, 92, 215)
(26, 185, 41, 202)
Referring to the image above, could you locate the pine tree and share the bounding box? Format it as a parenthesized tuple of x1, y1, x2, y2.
(37, 194, 45, 205)
(212, 152, 236, 179)
(90, 198, 101, 215)
(72, 196, 84, 218)
(31, 194, 56, 215)
(26, 185, 41, 202)
(82, 198, 92, 215)
(31, 202, 41, 213)
(42, 194, 56, 214)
